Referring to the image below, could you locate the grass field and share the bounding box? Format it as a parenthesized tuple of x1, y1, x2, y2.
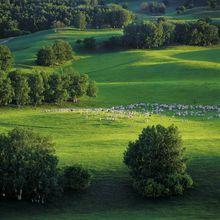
(0, 108, 219, 219)
(0, 25, 220, 219)
(2, 28, 220, 106)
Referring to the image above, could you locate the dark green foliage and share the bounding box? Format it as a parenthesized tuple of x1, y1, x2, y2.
(0, 1, 134, 38)
(124, 125, 193, 198)
(28, 72, 45, 106)
(0, 45, 13, 71)
(37, 40, 72, 66)
(174, 20, 219, 46)
(36, 46, 56, 66)
(0, 128, 60, 203)
(8, 71, 30, 106)
(48, 73, 68, 104)
(176, 5, 186, 14)
(0, 69, 97, 106)
(123, 22, 164, 49)
(140, 1, 167, 14)
(0, 77, 14, 106)
(83, 38, 97, 50)
(112, 19, 219, 49)
(61, 165, 91, 191)
(74, 12, 87, 30)
(52, 40, 73, 64)
(87, 80, 98, 97)
(207, 0, 217, 8)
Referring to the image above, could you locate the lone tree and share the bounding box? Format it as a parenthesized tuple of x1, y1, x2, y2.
(0, 45, 13, 71)
(124, 125, 193, 198)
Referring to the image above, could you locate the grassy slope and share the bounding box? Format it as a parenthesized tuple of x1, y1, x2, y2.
(2, 28, 220, 106)
(123, 0, 220, 22)
(0, 108, 219, 220)
(0, 28, 220, 219)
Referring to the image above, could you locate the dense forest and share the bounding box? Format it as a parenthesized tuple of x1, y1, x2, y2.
(0, 0, 134, 38)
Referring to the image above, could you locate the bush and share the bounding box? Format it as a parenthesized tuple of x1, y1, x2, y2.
(0, 45, 13, 71)
(83, 37, 97, 50)
(87, 80, 98, 97)
(124, 124, 193, 198)
(0, 128, 60, 203)
(36, 46, 56, 66)
(61, 165, 91, 191)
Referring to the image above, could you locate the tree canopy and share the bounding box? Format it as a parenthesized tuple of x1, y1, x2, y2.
(124, 124, 193, 198)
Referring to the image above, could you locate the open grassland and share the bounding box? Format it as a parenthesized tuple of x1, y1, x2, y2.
(2, 28, 220, 107)
(0, 108, 219, 219)
(0, 27, 220, 219)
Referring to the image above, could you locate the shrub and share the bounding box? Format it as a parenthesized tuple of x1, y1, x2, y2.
(61, 165, 91, 191)
(83, 37, 97, 50)
(124, 124, 193, 198)
(0, 45, 13, 71)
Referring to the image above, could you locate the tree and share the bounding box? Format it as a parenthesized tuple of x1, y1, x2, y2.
(48, 73, 68, 104)
(87, 80, 98, 97)
(207, 0, 217, 9)
(36, 46, 56, 66)
(0, 128, 60, 203)
(124, 125, 193, 198)
(0, 45, 13, 71)
(74, 12, 87, 30)
(52, 40, 72, 64)
(123, 22, 164, 49)
(28, 72, 45, 106)
(61, 165, 91, 191)
(9, 71, 30, 106)
(0, 77, 14, 106)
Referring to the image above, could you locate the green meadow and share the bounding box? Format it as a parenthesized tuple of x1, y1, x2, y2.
(0, 26, 220, 219)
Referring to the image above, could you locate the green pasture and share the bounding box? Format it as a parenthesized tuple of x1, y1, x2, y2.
(0, 108, 219, 219)
(2, 28, 220, 106)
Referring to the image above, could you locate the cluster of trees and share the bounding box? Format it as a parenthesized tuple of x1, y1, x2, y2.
(140, 1, 167, 14)
(0, 0, 134, 38)
(124, 125, 193, 197)
(102, 19, 219, 49)
(0, 128, 91, 203)
(37, 40, 73, 66)
(0, 70, 98, 107)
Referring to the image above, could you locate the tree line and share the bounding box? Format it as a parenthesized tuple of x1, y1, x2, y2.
(89, 19, 219, 50)
(0, 70, 98, 107)
(0, 0, 134, 38)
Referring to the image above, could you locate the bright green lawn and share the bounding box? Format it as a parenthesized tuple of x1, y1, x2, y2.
(2, 28, 220, 106)
(0, 108, 219, 219)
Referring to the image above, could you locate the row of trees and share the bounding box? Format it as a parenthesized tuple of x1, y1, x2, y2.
(140, 1, 167, 14)
(0, 128, 91, 203)
(0, 124, 193, 203)
(102, 19, 219, 49)
(0, 0, 134, 38)
(0, 70, 98, 107)
(37, 40, 73, 66)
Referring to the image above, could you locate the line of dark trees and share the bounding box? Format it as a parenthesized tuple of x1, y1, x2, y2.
(0, 0, 134, 38)
(0, 70, 98, 107)
(95, 19, 220, 50)
(37, 40, 73, 66)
